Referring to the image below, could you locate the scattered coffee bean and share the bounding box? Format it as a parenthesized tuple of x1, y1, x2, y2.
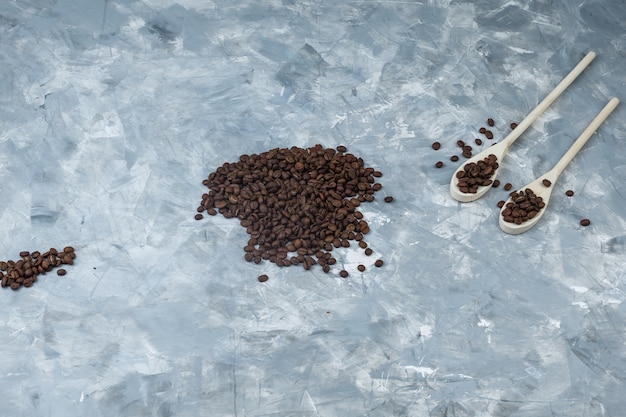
(374, 259, 384, 267)
(487, 118, 495, 127)
(432, 142, 441, 150)
(450, 155, 459, 162)
(339, 270, 349, 278)
(196, 144, 385, 278)
(0, 248, 76, 290)
(364, 248, 373, 256)
(456, 140, 465, 148)
(580, 218, 591, 226)
(510, 122, 518, 130)
(492, 179, 500, 188)
(194, 214, 203, 220)
(542, 179, 552, 187)
(501, 188, 545, 224)
(566, 190, 574, 197)
(485, 130, 494, 139)
(357, 264, 366, 272)
(479, 127, 486, 134)
(258, 274, 269, 282)
(474, 138, 483, 146)
(435, 161, 444, 168)
(455, 154, 498, 193)
(504, 183, 513, 191)
(497, 200, 506, 208)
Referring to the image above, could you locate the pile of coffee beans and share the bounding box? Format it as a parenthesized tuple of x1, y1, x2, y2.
(0, 247, 76, 290)
(454, 154, 499, 193)
(501, 189, 545, 224)
(196, 144, 387, 279)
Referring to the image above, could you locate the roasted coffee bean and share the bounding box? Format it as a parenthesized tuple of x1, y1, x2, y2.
(364, 248, 373, 256)
(504, 183, 513, 191)
(435, 161, 444, 168)
(450, 155, 459, 162)
(339, 270, 349, 278)
(19, 251, 29, 257)
(194, 214, 203, 220)
(497, 200, 506, 208)
(384, 196, 394, 203)
(374, 259, 384, 267)
(475, 138, 482, 146)
(479, 127, 486, 134)
(197, 144, 385, 277)
(457, 140, 465, 147)
(487, 118, 495, 126)
(492, 179, 500, 188)
(542, 179, 552, 187)
(258, 274, 269, 282)
(485, 130, 494, 139)
(357, 264, 366, 272)
(510, 122, 518, 130)
(566, 190, 574, 197)
(57, 269, 67, 276)
(432, 142, 441, 150)
(580, 218, 591, 226)
(501, 188, 545, 224)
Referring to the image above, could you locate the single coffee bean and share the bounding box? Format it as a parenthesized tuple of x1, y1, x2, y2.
(364, 248, 373, 256)
(474, 138, 482, 146)
(542, 179, 552, 187)
(258, 274, 269, 282)
(456, 140, 465, 147)
(510, 122, 518, 130)
(384, 196, 394, 203)
(195, 214, 203, 220)
(580, 218, 591, 226)
(435, 161, 444, 168)
(374, 259, 384, 267)
(487, 118, 495, 126)
(497, 200, 505, 208)
(19, 251, 29, 257)
(485, 130, 494, 139)
(479, 127, 486, 134)
(57, 269, 67, 276)
(450, 155, 459, 162)
(336, 145, 347, 152)
(357, 264, 366, 272)
(492, 179, 500, 188)
(432, 142, 441, 150)
(566, 190, 574, 197)
(339, 270, 349, 278)
(504, 183, 513, 191)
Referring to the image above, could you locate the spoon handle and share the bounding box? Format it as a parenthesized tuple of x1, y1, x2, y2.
(499, 51, 596, 150)
(551, 97, 619, 178)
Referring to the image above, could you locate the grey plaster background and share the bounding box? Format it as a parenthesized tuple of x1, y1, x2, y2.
(1, 1, 625, 416)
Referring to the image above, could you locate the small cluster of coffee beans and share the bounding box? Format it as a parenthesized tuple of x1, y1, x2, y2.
(455, 154, 498, 193)
(0, 247, 76, 290)
(501, 189, 545, 224)
(196, 144, 387, 280)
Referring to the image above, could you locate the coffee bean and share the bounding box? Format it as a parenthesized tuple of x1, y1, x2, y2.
(435, 161, 444, 168)
(194, 214, 203, 220)
(492, 179, 500, 188)
(432, 142, 441, 150)
(580, 218, 591, 226)
(258, 274, 269, 282)
(339, 270, 349, 278)
(504, 183, 513, 191)
(542, 179, 552, 187)
(474, 138, 482, 146)
(19, 251, 29, 257)
(497, 200, 505, 208)
(510, 122, 518, 130)
(457, 140, 465, 147)
(336, 145, 347, 153)
(479, 127, 486, 134)
(487, 118, 495, 126)
(450, 155, 459, 162)
(384, 196, 394, 203)
(485, 130, 494, 139)
(374, 259, 384, 267)
(357, 264, 365, 272)
(364, 248, 373, 256)
(566, 190, 574, 197)
(57, 269, 67, 276)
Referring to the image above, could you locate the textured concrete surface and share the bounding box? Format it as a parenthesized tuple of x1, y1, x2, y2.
(1, 1, 625, 416)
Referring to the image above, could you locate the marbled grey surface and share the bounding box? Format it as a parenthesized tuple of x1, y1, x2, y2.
(1, 1, 625, 416)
